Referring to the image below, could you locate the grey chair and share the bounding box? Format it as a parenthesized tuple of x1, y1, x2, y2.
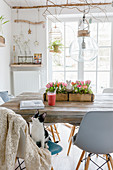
(72, 111, 113, 170)
(103, 88, 113, 93)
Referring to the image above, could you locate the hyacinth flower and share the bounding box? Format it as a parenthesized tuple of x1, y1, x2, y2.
(46, 82, 57, 93)
(46, 80, 93, 94)
(71, 80, 93, 94)
(56, 82, 67, 94)
(46, 81, 68, 94)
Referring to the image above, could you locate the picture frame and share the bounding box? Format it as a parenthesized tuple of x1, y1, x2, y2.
(34, 53, 42, 64)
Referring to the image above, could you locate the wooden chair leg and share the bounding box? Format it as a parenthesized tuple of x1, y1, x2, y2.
(67, 126, 76, 156)
(50, 125, 56, 142)
(85, 155, 90, 170)
(64, 123, 72, 128)
(106, 155, 111, 170)
(109, 156, 113, 169)
(51, 166, 54, 170)
(68, 126, 74, 142)
(54, 124, 60, 141)
(76, 151, 85, 170)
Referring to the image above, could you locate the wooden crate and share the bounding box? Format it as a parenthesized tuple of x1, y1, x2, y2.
(43, 93, 94, 102)
(43, 93, 68, 101)
(69, 93, 94, 102)
(56, 93, 68, 101)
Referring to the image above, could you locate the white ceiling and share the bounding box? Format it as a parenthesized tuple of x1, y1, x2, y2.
(4, 0, 112, 7)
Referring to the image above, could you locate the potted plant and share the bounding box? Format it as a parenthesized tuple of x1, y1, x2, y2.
(55, 82, 68, 101)
(44, 81, 68, 101)
(0, 15, 9, 45)
(44, 80, 94, 102)
(70, 80, 94, 101)
(48, 40, 63, 53)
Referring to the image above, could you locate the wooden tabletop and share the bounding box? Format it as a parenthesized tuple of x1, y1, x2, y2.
(1, 92, 113, 124)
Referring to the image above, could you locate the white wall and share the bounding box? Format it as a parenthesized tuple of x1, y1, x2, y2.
(0, 0, 11, 93)
(11, 9, 47, 95)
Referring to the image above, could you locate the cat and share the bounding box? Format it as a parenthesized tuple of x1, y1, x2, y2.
(31, 111, 51, 148)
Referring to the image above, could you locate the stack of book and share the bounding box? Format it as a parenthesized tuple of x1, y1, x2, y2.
(20, 100, 45, 110)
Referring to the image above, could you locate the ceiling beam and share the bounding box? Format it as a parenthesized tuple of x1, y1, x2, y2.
(14, 19, 45, 25)
(12, 2, 111, 9)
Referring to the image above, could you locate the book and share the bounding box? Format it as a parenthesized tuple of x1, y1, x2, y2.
(20, 100, 45, 110)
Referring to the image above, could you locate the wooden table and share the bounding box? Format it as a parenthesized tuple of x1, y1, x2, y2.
(1, 92, 113, 124)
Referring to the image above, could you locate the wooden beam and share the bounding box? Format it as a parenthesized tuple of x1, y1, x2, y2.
(14, 19, 45, 25)
(12, 2, 111, 9)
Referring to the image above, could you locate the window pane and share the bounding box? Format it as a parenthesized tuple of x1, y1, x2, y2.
(65, 22, 78, 47)
(52, 53, 64, 71)
(84, 72, 96, 93)
(98, 48, 110, 70)
(84, 59, 96, 71)
(98, 22, 111, 46)
(97, 72, 110, 93)
(90, 23, 97, 42)
(66, 72, 77, 81)
(65, 47, 78, 70)
(52, 72, 64, 82)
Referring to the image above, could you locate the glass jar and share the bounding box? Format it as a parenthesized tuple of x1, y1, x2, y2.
(47, 91, 56, 106)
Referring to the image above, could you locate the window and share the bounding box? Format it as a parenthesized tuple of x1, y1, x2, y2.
(48, 19, 112, 93)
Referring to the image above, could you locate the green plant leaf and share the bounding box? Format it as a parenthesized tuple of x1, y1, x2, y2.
(3, 20, 9, 24)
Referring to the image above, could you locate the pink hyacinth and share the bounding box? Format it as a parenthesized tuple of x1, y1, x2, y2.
(50, 82, 53, 87)
(82, 85, 88, 89)
(62, 82, 65, 86)
(64, 83, 67, 87)
(76, 80, 80, 85)
(81, 81, 84, 85)
(77, 85, 82, 88)
(46, 84, 50, 88)
(85, 80, 91, 85)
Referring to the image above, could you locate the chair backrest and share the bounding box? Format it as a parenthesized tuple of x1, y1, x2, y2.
(75, 111, 113, 154)
(103, 88, 113, 93)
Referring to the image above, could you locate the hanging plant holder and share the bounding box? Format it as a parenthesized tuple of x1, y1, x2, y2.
(0, 36, 5, 43)
(49, 24, 62, 41)
(49, 39, 63, 53)
(50, 45, 61, 53)
(0, 36, 5, 47)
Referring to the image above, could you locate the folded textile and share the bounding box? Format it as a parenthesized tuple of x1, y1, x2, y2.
(0, 107, 51, 170)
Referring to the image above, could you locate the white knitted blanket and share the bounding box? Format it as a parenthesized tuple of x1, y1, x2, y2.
(0, 107, 51, 170)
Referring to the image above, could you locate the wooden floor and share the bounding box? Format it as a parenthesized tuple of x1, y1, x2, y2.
(15, 124, 112, 170)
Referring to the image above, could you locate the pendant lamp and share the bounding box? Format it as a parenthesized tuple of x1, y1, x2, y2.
(69, 13, 98, 62)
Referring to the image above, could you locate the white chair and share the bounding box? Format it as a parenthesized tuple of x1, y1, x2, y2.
(103, 88, 113, 93)
(72, 111, 113, 170)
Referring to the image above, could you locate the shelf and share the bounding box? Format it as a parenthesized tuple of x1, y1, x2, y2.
(10, 64, 42, 68)
(0, 43, 5, 47)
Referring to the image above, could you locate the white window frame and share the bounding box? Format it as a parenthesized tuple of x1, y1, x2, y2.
(47, 15, 113, 93)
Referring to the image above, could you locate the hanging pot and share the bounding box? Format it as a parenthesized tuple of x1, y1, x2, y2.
(50, 45, 61, 53)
